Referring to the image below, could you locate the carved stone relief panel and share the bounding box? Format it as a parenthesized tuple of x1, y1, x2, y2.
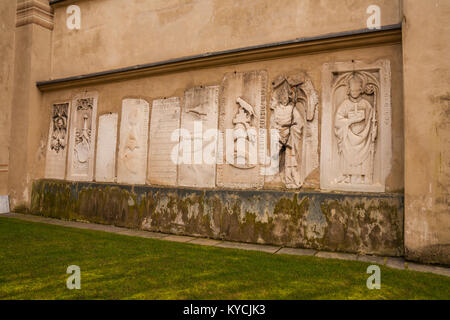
(320, 60, 392, 192)
(178, 86, 219, 188)
(148, 97, 181, 186)
(217, 70, 267, 189)
(266, 72, 319, 189)
(67, 92, 98, 181)
(95, 113, 118, 183)
(45, 102, 71, 179)
(117, 99, 150, 185)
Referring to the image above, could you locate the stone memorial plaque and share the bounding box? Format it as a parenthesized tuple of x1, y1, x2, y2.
(117, 99, 149, 185)
(95, 113, 118, 182)
(45, 102, 71, 179)
(67, 92, 98, 181)
(320, 60, 392, 192)
(178, 86, 219, 188)
(0, 195, 10, 214)
(148, 97, 181, 186)
(217, 70, 267, 189)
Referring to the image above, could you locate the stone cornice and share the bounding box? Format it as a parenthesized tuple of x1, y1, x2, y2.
(49, 0, 71, 5)
(16, 0, 54, 30)
(37, 24, 402, 92)
(0, 164, 8, 173)
(49, 0, 86, 8)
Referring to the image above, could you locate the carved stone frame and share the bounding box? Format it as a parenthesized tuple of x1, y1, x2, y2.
(216, 70, 267, 189)
(320, 60, 392, 192)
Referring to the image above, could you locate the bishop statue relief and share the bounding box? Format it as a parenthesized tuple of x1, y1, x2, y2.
(334, 73, 378, 185)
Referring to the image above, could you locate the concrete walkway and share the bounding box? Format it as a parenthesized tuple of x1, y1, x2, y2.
(2, 212, 449, 277)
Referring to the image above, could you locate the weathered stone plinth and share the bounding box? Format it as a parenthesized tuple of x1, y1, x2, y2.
(31, 179, 404, 256)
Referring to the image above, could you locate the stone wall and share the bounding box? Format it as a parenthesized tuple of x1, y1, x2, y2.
(31, 179, 404, 256)
(26, 23, 406, 259)
(29, 6, 406, 261)
(8, 0, 53, 209)
(0, 0, 16, 195)
(403, 0, 450, 265)
(4, 0, 449, 265)
(35, 44, 405, 193)
(49, 0, 402, 78)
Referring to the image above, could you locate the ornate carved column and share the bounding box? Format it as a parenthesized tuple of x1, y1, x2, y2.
(8, 0, 54, 209)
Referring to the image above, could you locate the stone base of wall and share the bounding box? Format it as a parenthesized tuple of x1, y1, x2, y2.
(406, 245, 450, 266)
(30, 179, 404, 257)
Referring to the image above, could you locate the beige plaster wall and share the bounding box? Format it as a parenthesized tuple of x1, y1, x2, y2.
(35, 44, 404, 193)
(0, 0, 17, 194)
(403, 0, 450, 265)
(9, 19, 53, 209)
(49, 0, 402, 79)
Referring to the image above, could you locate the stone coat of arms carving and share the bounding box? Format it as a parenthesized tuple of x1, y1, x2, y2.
(49, 103, 69, 154)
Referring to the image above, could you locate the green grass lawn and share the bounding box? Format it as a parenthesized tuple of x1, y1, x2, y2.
(0, 217, 448, 300)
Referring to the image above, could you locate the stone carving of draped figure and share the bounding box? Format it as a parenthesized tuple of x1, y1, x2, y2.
(334, 73, 378, 185)
(122, 108, 140, 174)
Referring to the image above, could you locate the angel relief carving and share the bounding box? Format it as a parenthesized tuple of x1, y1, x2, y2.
(334, 72, 378, 185)
(117, 99, 149, 185)
(122, 107, 140, 175)
(269, 73, 319, 188)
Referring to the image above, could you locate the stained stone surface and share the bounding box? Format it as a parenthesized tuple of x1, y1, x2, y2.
(45, 102, 70, 179)
(117, 99, 149, 185)
(31, 179, 404, 256)
(67, 92, 98, 181)
(148, 97, 181, 186)
(95, 113, 118, 182)
(320, 60, 392, 193)
(178, 86, 219, 188)
(217, 70, 267, 189)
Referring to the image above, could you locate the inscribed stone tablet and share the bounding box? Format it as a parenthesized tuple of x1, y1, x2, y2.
(148, 97, 181, 186)
(95, 113, 118, 182)
(178, 86, 219, 188)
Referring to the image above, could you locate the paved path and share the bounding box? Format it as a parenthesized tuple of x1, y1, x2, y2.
(2, 213, 449, 277)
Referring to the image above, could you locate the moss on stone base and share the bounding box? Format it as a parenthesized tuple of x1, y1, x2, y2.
(31, 179, 404, 256)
